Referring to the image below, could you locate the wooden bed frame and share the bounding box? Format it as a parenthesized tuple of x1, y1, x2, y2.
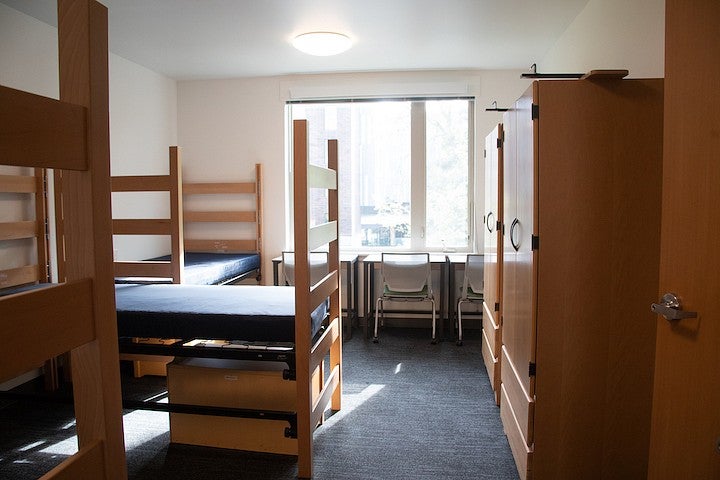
(0, 1, 339, 476)
(0, 1, 128, 478)
(116, 120, 341, 477)
(111, 147, 263, 284)
(292, 119, 342, 478)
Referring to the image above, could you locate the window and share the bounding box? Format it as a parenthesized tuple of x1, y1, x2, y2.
(289, 98, 473, 251)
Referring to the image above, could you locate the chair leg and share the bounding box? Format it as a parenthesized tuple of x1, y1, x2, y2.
(373, 297, 382, 343)
(456, 300, 463, 346)
(430, 298, 437, 344)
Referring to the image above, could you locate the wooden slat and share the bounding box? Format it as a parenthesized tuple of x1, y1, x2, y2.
(39, 439, 105, 480)
(311, 364, 340, 428)
(183, 238, 256, 252)
(111, 175, 173, 192)
(0, 85, 87, 171)
(0, 280, 94, 383)
(309, 221, 337, 251)
(114, 261, 173, 278)
(184, 210, 256, 223)
(112, 218, 172, 235)
(0, 265, 40, 289)
(310, 270, 339, 313)
(310, 316, 340, 371)
(182, 182, 255, 195)
(0, 174, 37, 193)
(308, 164, 337, 190)
(0, 220, 38, 240)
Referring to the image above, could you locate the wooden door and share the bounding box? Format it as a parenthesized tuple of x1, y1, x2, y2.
(500, 88, 536, 480)
(648, 1, 720, 478)
(482, 124, 503, 402)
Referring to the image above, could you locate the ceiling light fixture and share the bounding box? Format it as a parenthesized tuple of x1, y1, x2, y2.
(292, 32, 352, 56)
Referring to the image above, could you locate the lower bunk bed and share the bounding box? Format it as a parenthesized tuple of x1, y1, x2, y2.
(115, 120, 341, 478)
(116, 283, 333, 442)
(112, 147, 263, 286)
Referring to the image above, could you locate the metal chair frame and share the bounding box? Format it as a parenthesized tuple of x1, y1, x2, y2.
(373, 252, 436, 344)
(456, 253, 484, 346)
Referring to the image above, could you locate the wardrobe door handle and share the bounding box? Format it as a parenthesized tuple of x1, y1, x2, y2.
(510, 218, 520, 251)
(486, 211, 495, 233)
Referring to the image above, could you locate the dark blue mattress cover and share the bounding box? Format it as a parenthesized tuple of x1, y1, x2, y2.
(173, 252, 260, 284)
(115, 252, 260, 285)
(0, 283, 50, 297)
(115, 284, 326, 342)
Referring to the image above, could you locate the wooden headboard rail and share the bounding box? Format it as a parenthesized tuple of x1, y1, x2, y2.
(111, 146, 184, 283)
(182, 163, 264, 279)
(0, 1, 128, 478)
(0, 169, 49, 289)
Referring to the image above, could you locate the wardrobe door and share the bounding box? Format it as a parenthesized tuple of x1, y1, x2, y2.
(482, 124, 503, 403)
(499, 90, 535, 480)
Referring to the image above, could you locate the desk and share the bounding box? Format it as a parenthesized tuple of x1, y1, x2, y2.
(362, 253, 449, 340)
(272, 254, 359, 340)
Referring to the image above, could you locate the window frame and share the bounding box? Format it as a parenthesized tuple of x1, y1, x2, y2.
(286, 97, 475, 253)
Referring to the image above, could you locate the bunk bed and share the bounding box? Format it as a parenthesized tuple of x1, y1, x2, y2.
(0, 1, 128, 479)
(116, 120, 341, 478)
(112, 148, 263, 285)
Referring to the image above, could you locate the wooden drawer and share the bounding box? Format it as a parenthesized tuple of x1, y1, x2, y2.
(168, 358, 297, 455)
(482, 302, 501, 355)
(501, 345, 534, 446)
(501, 383, 533, 480)
(481, 326, 500, 405)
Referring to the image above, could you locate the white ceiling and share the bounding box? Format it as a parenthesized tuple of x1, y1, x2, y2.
(2, 0, 590, 80)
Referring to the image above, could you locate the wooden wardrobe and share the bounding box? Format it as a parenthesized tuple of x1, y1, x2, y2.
(481, 124, 503, 405)
(500, 76, 663, 480)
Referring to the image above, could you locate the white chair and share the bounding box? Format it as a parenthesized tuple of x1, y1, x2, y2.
(374, 252, 436, 344)
(456, 254, 484, 346)
(281, 251, 329, 286)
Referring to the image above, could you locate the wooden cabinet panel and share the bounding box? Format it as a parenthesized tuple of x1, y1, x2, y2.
(482, 124, 504, 404)
(500, 78, 663, 480)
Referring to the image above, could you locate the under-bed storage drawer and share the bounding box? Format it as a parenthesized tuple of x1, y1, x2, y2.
(168, 358, 297, 455)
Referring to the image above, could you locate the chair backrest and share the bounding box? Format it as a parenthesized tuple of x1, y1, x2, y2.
(282, 250, 329, 286)
(462, 253, 484, 297)
(381, 252, 431, 293)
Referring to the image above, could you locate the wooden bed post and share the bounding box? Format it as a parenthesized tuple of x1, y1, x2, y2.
(255, 163, 263, 282)
(293, 120, 342, 478)
(326, 139, 342, 411)
(57, 0, 128, 477)
(293, 120, 314, 478)
(169, 146, 185, 284)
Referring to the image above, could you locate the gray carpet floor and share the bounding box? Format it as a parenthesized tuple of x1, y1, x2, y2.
(0, 327, 519, 479)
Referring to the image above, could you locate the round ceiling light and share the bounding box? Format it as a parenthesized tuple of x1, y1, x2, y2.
(292, 32, 352, 56)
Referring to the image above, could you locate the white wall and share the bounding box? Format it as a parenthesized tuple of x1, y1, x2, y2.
(177, 70, 531, 281)
(541, 0, 665, 78)
(0, 4, 177, 388)
(0, 3, 178, 267)
(109, 55, 178, 261)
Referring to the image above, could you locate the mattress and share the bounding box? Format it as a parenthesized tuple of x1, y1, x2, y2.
(116, 252, 260, 285)
(115, 284, 326, 342)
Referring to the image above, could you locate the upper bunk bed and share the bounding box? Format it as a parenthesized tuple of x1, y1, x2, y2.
(0, 1, 128, 478)
(111, 147, 263, 285)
